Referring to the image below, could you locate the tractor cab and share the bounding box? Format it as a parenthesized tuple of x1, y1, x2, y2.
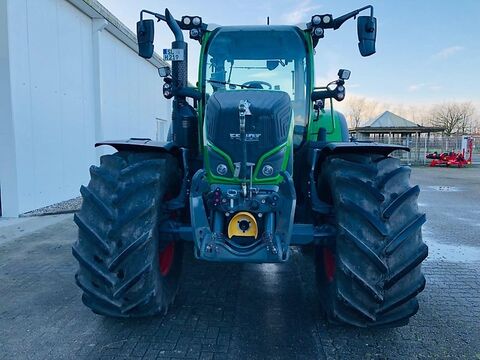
(201, 26, 311, 186)
(202, 26, 311, 130)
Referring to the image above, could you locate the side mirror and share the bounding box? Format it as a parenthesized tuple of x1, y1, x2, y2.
(357, 16, 376, 57)
(137, 19, 155, 59)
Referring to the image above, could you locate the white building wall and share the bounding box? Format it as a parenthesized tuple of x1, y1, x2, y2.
(0, 0, 171, 217)
(99, 31, 170, 141)
(0, 0, 18, 218)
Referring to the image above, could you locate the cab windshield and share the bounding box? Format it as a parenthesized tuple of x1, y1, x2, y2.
(203, 26, 310, 125)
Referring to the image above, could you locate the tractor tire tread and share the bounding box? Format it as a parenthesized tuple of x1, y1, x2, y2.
(315, 153, 427, 328)
(340, 199, 388, 236)
(73, 151, 182, 318)
(74, 213, 110, 254)
(336, 176, 385, 202)
(385, 213, 426, 255)
(382, 185, 420, 219)
(340, 225, 388, 273)
(72, 246, 115, 287)
(384, 244, 428, 289)
(107, 230, 151, 271)
(338, 257, 384, 303)
(79, 185, 115, 220)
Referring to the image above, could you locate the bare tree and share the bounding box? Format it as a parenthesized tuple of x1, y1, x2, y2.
(406, 105, 428, 125)
(471, 114, 480, 134)
(345, 96, 379, 128)
(429, 102, 475, 135)
(346, 97, 366, 129)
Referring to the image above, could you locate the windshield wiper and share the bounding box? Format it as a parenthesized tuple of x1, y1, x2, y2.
(207, 79, 254, 89)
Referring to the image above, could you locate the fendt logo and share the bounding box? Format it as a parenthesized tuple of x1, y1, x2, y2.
(229, 133, 262, 142)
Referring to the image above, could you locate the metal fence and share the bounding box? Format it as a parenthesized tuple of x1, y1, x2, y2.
(355, 134, 479, 165)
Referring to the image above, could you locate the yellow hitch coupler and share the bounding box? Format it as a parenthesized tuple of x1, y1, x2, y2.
(227, 212, 258, 239)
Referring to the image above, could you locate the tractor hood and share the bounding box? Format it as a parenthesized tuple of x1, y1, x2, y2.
(204, 90, 292, 182)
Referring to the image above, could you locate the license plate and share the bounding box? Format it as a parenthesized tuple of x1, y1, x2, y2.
(162, 48, 184, 61)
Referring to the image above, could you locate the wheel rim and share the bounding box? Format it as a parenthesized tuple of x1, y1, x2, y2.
(159, 242, 175, 276)
(323, 248, 336, 282)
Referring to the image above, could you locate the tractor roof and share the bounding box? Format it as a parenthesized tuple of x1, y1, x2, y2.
(207, 25, 307, 60)
(213, 25, 301, 32)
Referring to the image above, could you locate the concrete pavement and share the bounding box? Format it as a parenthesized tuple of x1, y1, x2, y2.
(0, 166, 479, 359)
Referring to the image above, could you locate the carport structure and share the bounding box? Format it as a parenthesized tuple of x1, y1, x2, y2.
(352, 111, 444, 164)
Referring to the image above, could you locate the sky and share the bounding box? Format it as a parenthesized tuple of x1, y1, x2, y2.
(98, 0, 480, 112)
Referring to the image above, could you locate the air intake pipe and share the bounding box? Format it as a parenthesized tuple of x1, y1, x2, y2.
(164, 9, 198, 153)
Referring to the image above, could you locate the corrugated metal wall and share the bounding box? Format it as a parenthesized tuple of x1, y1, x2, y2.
(0, 0, 171, 216)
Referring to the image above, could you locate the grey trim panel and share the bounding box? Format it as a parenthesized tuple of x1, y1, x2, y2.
(95, 139, 177, 152)
(320, 142, 409, 156)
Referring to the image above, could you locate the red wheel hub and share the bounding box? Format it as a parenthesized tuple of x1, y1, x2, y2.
(323, 248, 336, 282)
(159, 242, 175, 276)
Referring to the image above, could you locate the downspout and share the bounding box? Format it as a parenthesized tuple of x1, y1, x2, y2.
(92, 18, 108, 160)
(0, 0, 19, 216)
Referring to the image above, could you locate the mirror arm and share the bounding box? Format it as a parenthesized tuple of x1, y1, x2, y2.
(332, 5, 373, 30)
(311, 89, 335, 101)
(173, 87, 202, 101)
(139, 10, 183, 41)
(140, 9, 209, 34)
(140, 9, 166, 22)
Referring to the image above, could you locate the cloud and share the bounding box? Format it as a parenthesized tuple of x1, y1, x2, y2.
(249, 71, 278, 79)
(434, 46, 464, 59)
(281, 0, 322, 24)
(408, 83, 444, 92)
(429, 85, 443, 91)
(408, 83, 426, 92)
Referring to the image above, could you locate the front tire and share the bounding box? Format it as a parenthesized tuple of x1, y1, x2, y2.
(315, 153, 427, 328)
(72, 151, 183, 317)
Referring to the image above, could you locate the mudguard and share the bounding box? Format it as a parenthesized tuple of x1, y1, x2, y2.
(315, 141, 409, 157)
(95, 138, 178, 153)
(308, 141, 409, 215)
(96, 138, 190, 211)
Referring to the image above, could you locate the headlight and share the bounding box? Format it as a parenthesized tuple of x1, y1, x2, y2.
(257, 147, 286, 179)
(262, 165, 274, 177)
(192, 17, 202, 26)
(190, 28, 200, 38)
(216, 164, 228, 176)
(312, 15, 321, 25)
(314, 27, 324, 37)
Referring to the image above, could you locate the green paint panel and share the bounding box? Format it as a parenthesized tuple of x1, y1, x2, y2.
(204, 141, 290, 185)
(307, 108, 344, 142)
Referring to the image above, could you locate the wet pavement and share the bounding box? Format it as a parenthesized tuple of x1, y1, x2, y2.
(0, 165, 479, 359)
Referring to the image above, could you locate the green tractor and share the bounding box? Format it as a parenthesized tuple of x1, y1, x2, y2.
(72, 5, 428, 328)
